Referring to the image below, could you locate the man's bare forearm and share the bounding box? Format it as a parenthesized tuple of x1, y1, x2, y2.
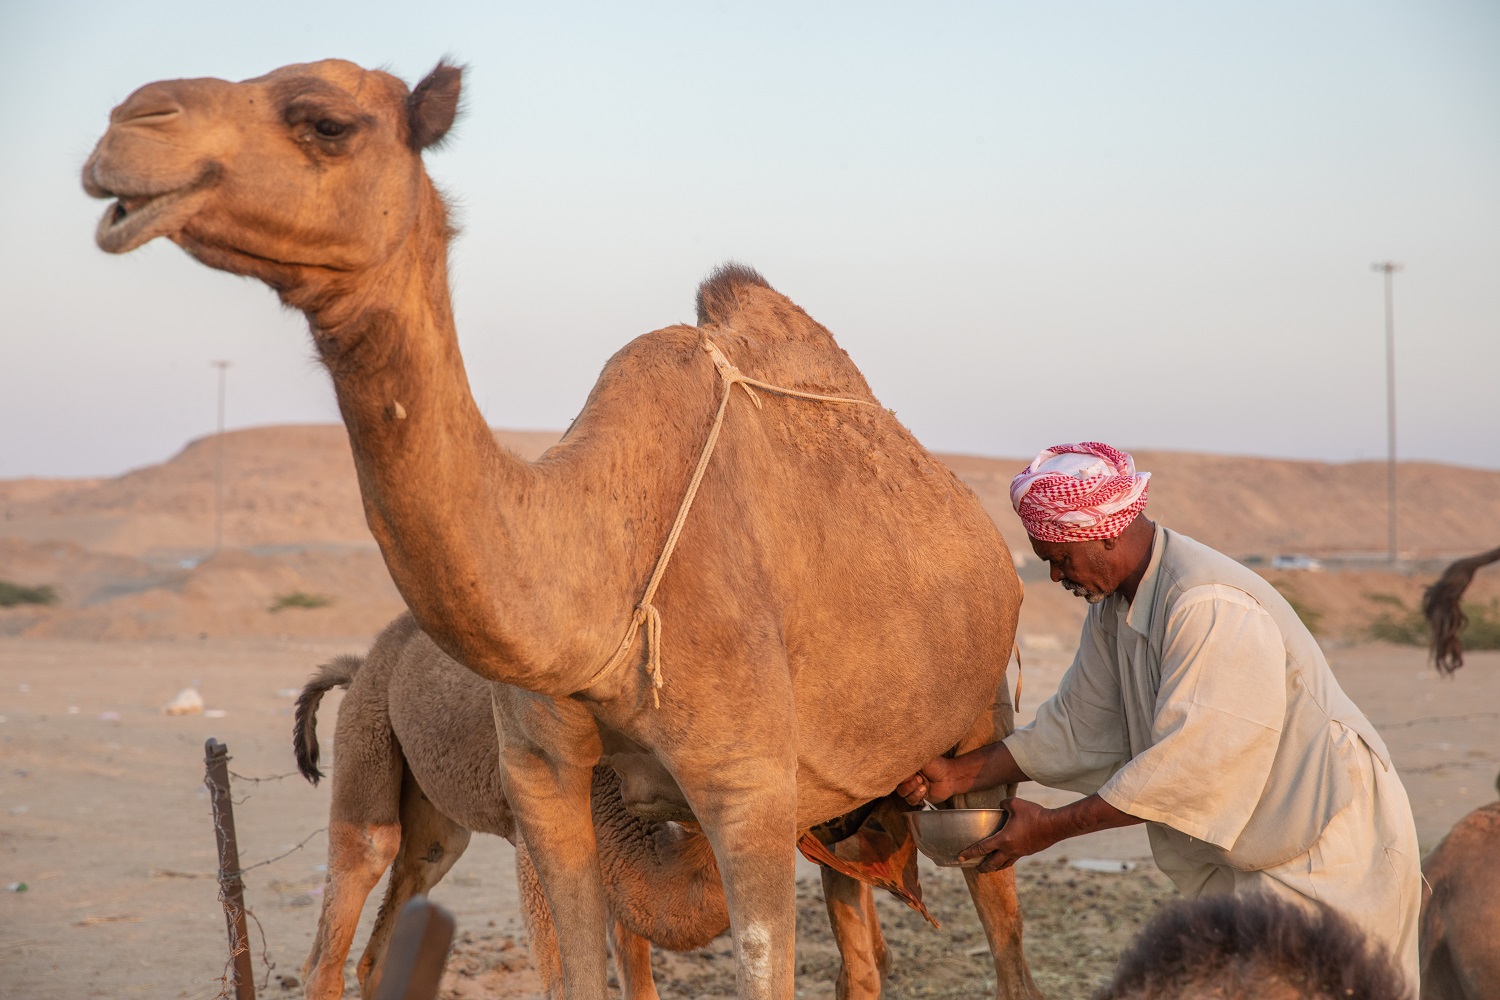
(1039, 793, 1142, 841)
(945, 741, 1031, 797)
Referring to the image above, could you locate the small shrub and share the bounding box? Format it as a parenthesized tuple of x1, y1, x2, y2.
(0, 581, 58, 607)
(270, 591, 333, 612)
(1363, 592, 1500, 650)
(1456, 599, 1500, 652)
(1363, 592, 1428, 646)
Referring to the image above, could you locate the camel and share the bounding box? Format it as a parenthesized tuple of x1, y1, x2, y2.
(1092, 893, 1411, 1000)
(292, 612, 730, 999)
(1422, 546, 1500, 674)
(83, 59, 1039, 999)
(1417, 771, 1500, 999)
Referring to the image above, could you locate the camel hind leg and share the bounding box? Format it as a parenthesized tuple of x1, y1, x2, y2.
(303, 693, 404, 1000)
(950, 669, 1042, 1000)
(357, 768, 472, 999)
(303, 818, 402, 1000)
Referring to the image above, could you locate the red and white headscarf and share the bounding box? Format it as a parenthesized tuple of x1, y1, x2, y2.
(1010, 442, 1150, 543)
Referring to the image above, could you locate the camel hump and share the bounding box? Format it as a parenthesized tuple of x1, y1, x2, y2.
(695, 262, 772, 326)
(293, 653, 364, 785)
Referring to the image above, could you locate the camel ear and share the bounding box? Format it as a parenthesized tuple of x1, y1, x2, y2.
(407, 61, 463, 151)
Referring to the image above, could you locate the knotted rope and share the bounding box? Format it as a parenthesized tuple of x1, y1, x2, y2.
(590, 337, 873, 707)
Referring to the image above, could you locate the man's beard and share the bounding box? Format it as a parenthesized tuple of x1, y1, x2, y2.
(1062, 578, 1108, 604)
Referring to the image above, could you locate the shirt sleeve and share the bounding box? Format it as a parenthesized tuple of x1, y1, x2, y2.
(1004, 606, 1132, 795)
(1095, 584, 1286, 850)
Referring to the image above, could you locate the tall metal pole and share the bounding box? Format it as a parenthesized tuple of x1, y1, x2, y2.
(1370, 263, 1402, 563)
(211, 360, 231, 554)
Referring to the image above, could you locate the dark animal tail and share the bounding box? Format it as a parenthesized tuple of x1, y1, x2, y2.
(293, 653, 363, 785)
(695, 262, 770, 327)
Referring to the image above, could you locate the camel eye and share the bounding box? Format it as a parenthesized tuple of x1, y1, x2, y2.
(314, 119, 348, 138)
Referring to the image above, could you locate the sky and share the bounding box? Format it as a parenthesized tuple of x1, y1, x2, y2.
(2, 1, 1497, 479)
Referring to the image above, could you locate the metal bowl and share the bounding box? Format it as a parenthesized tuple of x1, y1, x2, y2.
(906, 808, 1009, 868)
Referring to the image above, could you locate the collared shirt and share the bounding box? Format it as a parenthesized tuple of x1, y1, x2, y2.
(1005, 524, 1389, 872)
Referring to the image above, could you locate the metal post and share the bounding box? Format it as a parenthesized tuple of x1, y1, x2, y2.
(211, 360, 231, 553)
(204, 738, 255, 1000)
(1370, 263, 1402, 563)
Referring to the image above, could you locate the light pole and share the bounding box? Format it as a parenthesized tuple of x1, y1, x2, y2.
(1370, 263, 1402, 564)
(211, 360, 232, 554)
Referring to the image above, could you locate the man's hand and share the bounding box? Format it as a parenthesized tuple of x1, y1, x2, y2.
(896, 756, 960, 806)
(958, 797, 1059, 872)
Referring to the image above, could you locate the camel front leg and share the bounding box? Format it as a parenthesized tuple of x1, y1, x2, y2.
(492, 683, 611, 1000)
(820, 867, 889, 1000)
(678, 756, 800, 1000)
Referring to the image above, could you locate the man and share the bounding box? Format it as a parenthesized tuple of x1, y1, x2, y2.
(898, 442, 1421, 989)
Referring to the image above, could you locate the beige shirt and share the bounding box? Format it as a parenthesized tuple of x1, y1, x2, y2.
(1006, 524, 1390, 872)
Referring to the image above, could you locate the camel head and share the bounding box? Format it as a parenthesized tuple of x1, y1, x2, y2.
(82, 59, 461, 292)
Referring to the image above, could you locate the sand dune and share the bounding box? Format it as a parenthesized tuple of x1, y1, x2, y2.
(2, 424, 1497, 642)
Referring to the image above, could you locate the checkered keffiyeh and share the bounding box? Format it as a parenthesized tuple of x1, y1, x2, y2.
(1009, 442, 1151, 542)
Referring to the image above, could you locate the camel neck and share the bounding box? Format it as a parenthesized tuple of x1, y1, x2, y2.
(292, 183, 668, 696)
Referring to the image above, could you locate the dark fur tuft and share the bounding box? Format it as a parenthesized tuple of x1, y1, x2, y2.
(407, 60, 464, 151)
(1094, 893, 1410, 1000)
(1422, 546, 1500, 676)
(694, 262, 771, 326)
(293, 654, 363, 785)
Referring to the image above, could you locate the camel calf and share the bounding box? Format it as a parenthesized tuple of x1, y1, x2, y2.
(294, 613, 729, 1000)
(1418, 773, 1500, 999)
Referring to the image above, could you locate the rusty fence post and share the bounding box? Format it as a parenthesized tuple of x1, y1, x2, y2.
(372, 896, 456, 1000)
(204, 738, 256, 1000)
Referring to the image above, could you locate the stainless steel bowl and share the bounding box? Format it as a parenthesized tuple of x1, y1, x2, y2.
(906, 808, 1009, 868)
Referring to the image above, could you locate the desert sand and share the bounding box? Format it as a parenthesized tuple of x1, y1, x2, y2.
(2, 426, 1498, 998)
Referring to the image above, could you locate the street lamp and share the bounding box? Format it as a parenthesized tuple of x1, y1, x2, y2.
(211, 360, 232, 553)
(1370, 263, 1402, 564)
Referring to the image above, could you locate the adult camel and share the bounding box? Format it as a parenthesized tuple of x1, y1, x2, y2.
(83, 59, 1037, 999)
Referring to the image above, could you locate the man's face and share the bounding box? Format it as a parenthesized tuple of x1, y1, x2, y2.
(1029, 536, 1119, 604)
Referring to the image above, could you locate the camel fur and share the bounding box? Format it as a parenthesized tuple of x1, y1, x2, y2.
(1093, 893, 1411, 1000)
(84, 59, 1037, 999)
(1417, 772, 1500, 999)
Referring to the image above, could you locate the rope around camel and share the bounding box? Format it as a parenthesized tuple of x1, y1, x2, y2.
(589, 338, 872, 706)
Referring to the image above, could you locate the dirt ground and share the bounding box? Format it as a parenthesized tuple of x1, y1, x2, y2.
(2, 636, 1495, 1000)
(3, 429, 1498, 997)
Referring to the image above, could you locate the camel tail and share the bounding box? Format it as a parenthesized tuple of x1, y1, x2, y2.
(293, 653, 363, 785)
(1422, 546, 1500, 676)
(695, 262, 771, 327)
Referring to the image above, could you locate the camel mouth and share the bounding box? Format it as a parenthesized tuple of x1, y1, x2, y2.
(94, 183, 210, 254)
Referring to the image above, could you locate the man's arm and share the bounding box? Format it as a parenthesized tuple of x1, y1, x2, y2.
(960, 793, 1143, 872)
(896, 741, 1031, 805)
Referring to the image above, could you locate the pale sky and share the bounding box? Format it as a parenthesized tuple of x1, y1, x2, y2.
(2, 1, 1497, 479)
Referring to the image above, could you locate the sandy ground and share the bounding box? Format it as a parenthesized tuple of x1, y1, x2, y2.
(2, 636, 1495, 999)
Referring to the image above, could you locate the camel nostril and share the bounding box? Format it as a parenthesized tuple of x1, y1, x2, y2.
(111, 86, 186, 126)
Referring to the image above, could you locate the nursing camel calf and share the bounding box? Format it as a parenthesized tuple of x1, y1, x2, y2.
(295, 613, 895, 999)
